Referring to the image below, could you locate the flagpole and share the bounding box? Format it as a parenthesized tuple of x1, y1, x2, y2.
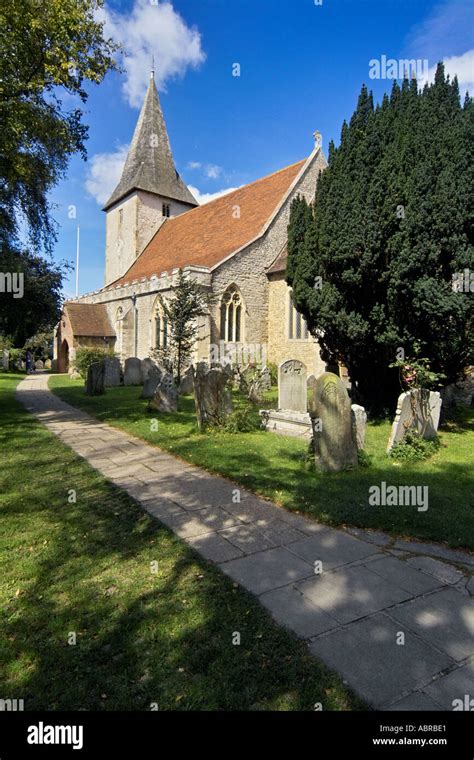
(75, 226, 80, 298)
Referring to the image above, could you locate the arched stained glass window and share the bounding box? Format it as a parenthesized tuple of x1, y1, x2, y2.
(220, 286, 244, 342)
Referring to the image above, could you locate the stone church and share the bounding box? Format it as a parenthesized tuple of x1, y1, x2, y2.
(55, 72, 327, 378)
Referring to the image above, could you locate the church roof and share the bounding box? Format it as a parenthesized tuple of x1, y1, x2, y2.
(103, 74, 198, 211)
(109, 158, 306, 288)
(65, 303, 115, 337)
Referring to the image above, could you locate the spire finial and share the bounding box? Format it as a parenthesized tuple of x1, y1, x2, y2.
(150, 54, 155, 80)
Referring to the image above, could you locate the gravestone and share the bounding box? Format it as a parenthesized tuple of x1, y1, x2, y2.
(307, 375, 317, 415)
(86, 361, 105, 396)
(309, 372, 358, 472)
(44, 359, 52, 370)
(124, 357, 142, 386)
(35, 360, 44, 370)
(278, 359, 307, 412)
(351, 404, 367, 450)
(179, 366, 194, 395)
(141, 369, 162, 399)
(148, 373, 178, 412)
(387, 389, 442, 452)
(2, 350, 9, 371)
(193, 362, 233, 430)
(104, 357, 121, 387)
(141, 357, 158, 382)
(248, 366, 271, 403)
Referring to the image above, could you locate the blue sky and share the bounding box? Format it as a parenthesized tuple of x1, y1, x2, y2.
(48, 0, 474, 297)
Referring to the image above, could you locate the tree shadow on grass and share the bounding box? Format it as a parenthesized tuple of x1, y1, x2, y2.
(1, 390, 361, 711)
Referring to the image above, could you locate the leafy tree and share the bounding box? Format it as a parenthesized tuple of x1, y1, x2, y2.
(153, 270, 211, 384)
(0, 243, 69, 346)
(287, 65, 473, 414)
(0, 0, 118, 252)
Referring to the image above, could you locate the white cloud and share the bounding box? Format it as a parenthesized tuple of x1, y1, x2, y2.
(98, 0, 206, 108)
(187, 161, 202, 169)
(420, 49, 474, 95)
(85, 145, 129, 205)
(188, 185, 240, 205)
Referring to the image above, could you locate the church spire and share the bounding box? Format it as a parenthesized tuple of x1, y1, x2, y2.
(103, 74, 197, 211)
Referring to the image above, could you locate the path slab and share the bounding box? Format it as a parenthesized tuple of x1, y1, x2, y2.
(298, 564, 412, 624)
(260, 585, 339, 639)
(309, 614, 452, 707)
(187, 532, 244, 563)
(288, 531, 375, 570)
(366, 556, 444, 596)
(220, 547, 314, 595)
(423, 661, 474, 710)
(406, 556, 465, 585)
(388, 588, 474, 662)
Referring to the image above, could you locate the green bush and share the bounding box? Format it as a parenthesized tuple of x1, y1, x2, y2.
(266, 362, 278, 386)
(73, 346, 116, 379)
(389, 429, 440, 462)
(221, 406, 261, 433)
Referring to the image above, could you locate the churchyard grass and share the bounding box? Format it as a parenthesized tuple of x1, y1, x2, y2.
(50, 375, 474, 551)
(0, 373, 361, 710)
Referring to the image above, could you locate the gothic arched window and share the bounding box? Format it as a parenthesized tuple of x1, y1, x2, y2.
(153, 299, 169, 349)
(220, 286, 244, 342)
(288, 292, 309, 340)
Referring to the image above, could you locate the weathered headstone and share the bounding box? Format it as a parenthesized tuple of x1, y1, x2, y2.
(307, 375, 317, 414)
(141, 369, 162, 399)
(248, 366, 271, 403)
(179, 366, 194, 395)
(309, 372, 358, 472)
(44, 359, 52, 370)
(193, 362, 233, 430)
(278, 359, 307, 412)
(141, 357, 158, 382)
(104, 357, 121, 387)
(86, 361, 105, 396)
(124, 357, 142, 386)
(2, 350, 9, 371)
(35, 360, 44, 370)
(387, 389, 442, 452)
(351, 404, 367, 450)
(148, 372, 178, 412)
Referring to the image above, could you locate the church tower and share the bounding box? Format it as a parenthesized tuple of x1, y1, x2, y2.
(103, 71, 198, 285)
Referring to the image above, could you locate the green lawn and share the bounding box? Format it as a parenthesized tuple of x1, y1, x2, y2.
(0, 373, 362, 711)
(50, 374, 474, 551)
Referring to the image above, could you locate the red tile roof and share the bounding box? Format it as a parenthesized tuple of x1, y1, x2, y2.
(65, 303, 115, 337)
(110, 159, 306, 288)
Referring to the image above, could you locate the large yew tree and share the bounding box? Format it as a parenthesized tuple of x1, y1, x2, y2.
(287, 65, 473, 414)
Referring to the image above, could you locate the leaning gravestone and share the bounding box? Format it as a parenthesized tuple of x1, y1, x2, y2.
(248, 366, 272, 403)
(279, 359, 307, 412)
(124, 357, 142, 386)
(309, 372, 358, 472)
(193, 362, 233, 430)
(141, 369, 162, 399)
(86, 361, 105, 396)
(179, 366, 194, 395)
(387, 389, 442, 452)
(104, 357, 121, 387)
(351, 404, 367, 450)
(148, 372, 178, 412)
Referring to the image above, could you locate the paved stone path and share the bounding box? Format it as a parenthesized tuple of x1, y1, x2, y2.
(17, 374, 474, 711)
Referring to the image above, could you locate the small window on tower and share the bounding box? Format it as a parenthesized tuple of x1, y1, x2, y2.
(118, 208, 123, 226)
(162, 203, 171, 218)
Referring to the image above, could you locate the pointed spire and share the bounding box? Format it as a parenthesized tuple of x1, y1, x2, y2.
(103, 75, 198, 210)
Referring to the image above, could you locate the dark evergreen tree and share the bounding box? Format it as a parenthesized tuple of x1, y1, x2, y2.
(287, 64, 473, 414)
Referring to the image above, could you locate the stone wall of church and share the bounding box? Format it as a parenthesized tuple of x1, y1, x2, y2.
(267, 275, 326, 376)
(209, 149, 326, 362)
